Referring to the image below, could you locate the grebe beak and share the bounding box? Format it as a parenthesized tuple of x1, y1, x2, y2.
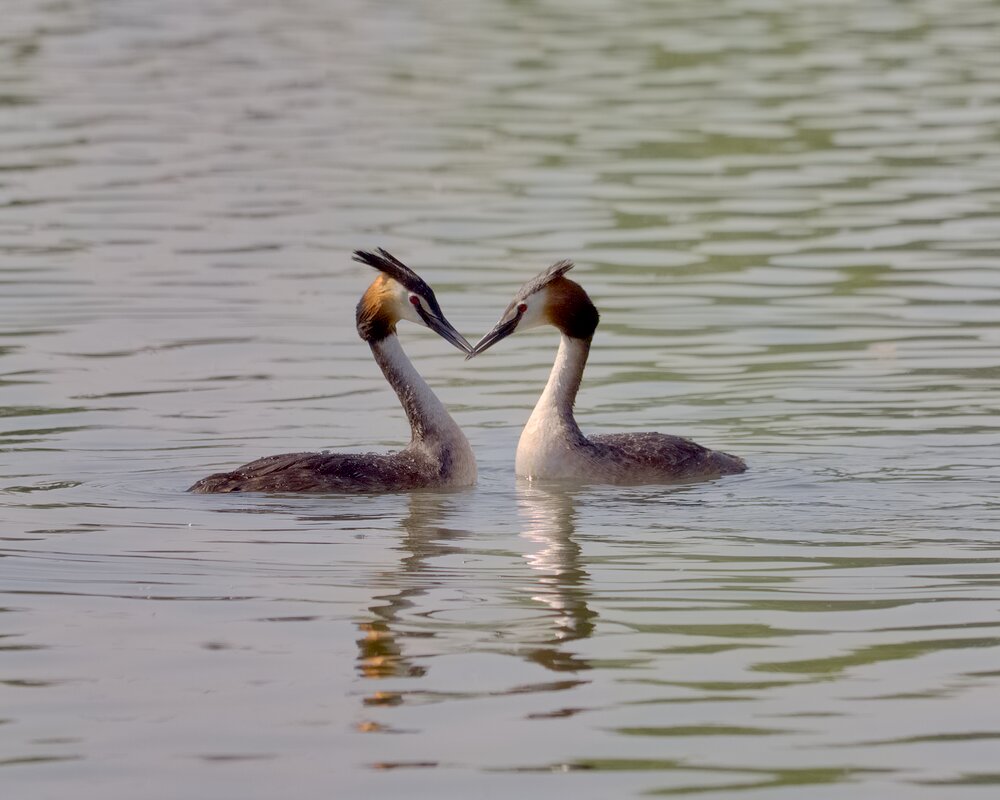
(419, 307, 474, 354)
(466, 308, 524, 359)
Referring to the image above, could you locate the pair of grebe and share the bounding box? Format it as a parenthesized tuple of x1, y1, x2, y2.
(189, 250, 745, 493)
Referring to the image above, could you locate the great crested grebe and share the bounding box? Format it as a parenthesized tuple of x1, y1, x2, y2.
(189, 249, 477, 493)
(468, 260, 746, 483)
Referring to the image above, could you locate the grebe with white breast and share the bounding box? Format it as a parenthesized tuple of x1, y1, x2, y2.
(189, 249, 476, 493)
(468, 260, 745, 483)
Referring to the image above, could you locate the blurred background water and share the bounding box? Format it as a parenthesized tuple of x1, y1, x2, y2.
(2, 0, 1000, 797)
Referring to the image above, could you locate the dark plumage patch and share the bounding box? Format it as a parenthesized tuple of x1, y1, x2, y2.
(187, 450, 441, 493)
(546, 276, 600, 340)
(589, 432, 747, 480)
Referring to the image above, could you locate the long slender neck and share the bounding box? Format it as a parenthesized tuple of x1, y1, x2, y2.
(530, 333, 592, 443)
(370, 333, 463, 447)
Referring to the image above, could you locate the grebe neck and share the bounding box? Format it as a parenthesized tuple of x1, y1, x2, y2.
(370, 334, 463, 447)
(528, 333, 591, 443)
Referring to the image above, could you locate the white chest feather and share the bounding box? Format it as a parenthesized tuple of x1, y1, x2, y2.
(516, 408, 586, 479)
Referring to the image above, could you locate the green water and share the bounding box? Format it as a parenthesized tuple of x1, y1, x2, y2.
(2, 0, 1000, 797)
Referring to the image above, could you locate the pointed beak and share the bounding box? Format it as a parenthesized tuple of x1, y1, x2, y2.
(466, 313, 521, 360)
(422, 310, 474, 354)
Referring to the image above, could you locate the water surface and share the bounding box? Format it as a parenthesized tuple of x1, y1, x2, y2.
(2, 0, 1000, 797)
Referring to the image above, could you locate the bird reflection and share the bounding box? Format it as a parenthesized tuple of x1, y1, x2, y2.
(516, 483, 597, 672)
(356, 492, 460, 681)
(355, 485, 598, 690)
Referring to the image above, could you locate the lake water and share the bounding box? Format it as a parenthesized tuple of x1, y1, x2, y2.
(3, 0, 1000, 797)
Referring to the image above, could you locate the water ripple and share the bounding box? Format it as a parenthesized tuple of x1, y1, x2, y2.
(1, 0, 999, 797)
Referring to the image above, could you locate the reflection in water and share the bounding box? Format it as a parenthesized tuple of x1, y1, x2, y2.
(356, 492, 460, 682)
(355, 485, 599, 687)
(516, 483, 597, 673)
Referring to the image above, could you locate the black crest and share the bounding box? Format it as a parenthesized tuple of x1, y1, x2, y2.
(353, 248, 442, 304)
(513, 259, 575, 303)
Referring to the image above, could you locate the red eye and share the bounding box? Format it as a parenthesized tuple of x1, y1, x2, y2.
(409, 295, 421, 306)
(518, 303, 528, 313)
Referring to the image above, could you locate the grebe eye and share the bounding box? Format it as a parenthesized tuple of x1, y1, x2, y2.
(518, 303, 528, 313)
(409, 295, 421, 306)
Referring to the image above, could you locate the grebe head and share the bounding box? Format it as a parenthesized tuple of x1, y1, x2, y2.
(468, 259, 599, 358)
(353, 249, 472, 353)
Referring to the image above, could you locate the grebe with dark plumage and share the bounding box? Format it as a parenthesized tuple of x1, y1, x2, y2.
(468, 260, 745, 484)
(189, 249, 476, 493)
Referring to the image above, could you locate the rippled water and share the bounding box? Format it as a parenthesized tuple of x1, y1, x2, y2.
(3, 0, 1000, 796)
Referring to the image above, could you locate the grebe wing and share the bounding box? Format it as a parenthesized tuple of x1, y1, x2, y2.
(590, 432, 746, 478)
(188, 450, 433, 494)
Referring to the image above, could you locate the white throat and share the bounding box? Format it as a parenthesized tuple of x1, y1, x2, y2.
(515, 334, 591, 478)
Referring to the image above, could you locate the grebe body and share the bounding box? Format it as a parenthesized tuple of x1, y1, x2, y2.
(189, 250, 476, 494)
(470, 261, 745, 484)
